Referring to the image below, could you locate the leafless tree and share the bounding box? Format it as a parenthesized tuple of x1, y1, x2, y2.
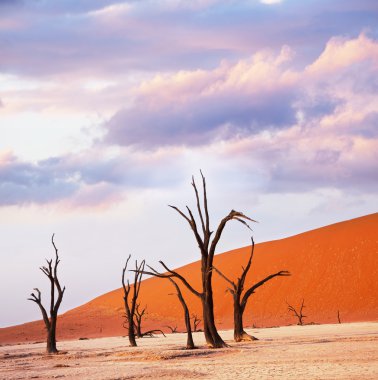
(287, 299, 306, 325)
(122, 255, 145, 346)
(143, 172, 255, 347)
(337, 310, 341, 324)
(165, 325, 179, 334)
(168, 278, 196, 349)
(134, 303, 147, 338)
(140, 265, 195, 348)
(212, 238, 290, 341)
(28, 234, 66, 354)
(191, 314, 202, 332)
(130, 303, 166, 338)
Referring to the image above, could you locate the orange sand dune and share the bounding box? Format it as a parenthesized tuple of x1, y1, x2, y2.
(1, 213, 377, 344)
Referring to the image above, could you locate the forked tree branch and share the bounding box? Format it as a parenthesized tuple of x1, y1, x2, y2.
(140, 262, 202, 299)
(208, 211, 256, 268)
(241, 270, 291, 311)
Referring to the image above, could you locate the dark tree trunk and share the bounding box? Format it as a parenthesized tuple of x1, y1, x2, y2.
(185, 312, 195, 349)
(233, 300, 244, 342)
(202, 280, 227, 348)
(233, 297, 257, 342)
(47, 322, 58, 353)
(136, 322, 142, 338)
(128, 319, 137, 347)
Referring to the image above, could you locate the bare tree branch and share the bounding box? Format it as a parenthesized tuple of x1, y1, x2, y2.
(192, 175, 206, 235)
(200, 170, 210, 239)
(208, 210, 256, 268)
(211, 267, 236, 291)
(157, 261, 202, 298)
(241, 270, 291, 311)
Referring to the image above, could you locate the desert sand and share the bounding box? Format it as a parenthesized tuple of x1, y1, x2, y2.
(1, 213, 377, 345)
(1, 322, 377, 379)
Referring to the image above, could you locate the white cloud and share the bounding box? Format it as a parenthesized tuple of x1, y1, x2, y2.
(260, 0, 284, 5)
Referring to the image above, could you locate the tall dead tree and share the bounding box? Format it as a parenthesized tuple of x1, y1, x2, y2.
(28, 234, 66, 354)
(122, 255, 145, 347)
(144, 172, 255, 348)
(287, 299, 306, 325)
(213, 238, 290, 342)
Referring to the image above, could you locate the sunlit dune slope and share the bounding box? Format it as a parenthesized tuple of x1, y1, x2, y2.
(1, 213, 377, 344)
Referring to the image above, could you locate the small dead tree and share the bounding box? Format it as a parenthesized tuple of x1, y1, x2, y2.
(213, 238, 290, 342)
(122, 255, 145, 347)
(165, 325, 179, 334)
(191, 314, 202, 332)
(337, 310, 341, 324)
(287, 299, 306, 325)
(145, 172, 255, 348)
(134, 303, 147, 338)
(133, 303, 166, 338)
(28, 234, 66, 354)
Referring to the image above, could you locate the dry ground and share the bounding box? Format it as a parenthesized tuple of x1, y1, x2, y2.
(1, 322, 377, 379)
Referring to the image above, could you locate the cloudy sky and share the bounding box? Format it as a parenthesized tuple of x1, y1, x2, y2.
(0, 0, 377, 327)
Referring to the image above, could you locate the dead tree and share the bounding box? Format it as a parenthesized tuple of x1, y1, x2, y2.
(165, 325, 179, 334)
(191, 314, 202, 332)
(134, 303, 147, 338)
(337, 310, 341, 324)
(168, 278, 196, 349)
(143, 172, 255, 347)
(212, 238, 290, 342)
(287, 299, 306, 325)
(122, 255, 145, 346)
(28, 234, 66, 354)
(143, 265, 195, 348)
(132, 303, 166, 338)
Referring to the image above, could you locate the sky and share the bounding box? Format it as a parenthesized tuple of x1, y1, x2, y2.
(0, 0, 377, 328)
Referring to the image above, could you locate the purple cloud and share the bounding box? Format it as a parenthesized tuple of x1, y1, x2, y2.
(0, 154, 78, 205)
(0, 0, 376, 78)
(106, 86, 297, 148)
(0, 150, 183, 207)
(104, 33, 378, 149)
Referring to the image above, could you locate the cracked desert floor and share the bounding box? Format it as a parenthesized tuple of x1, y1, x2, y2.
(1, 322, 377, 380)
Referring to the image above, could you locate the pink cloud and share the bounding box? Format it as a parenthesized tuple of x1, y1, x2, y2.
(1, 33, 377, 208)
